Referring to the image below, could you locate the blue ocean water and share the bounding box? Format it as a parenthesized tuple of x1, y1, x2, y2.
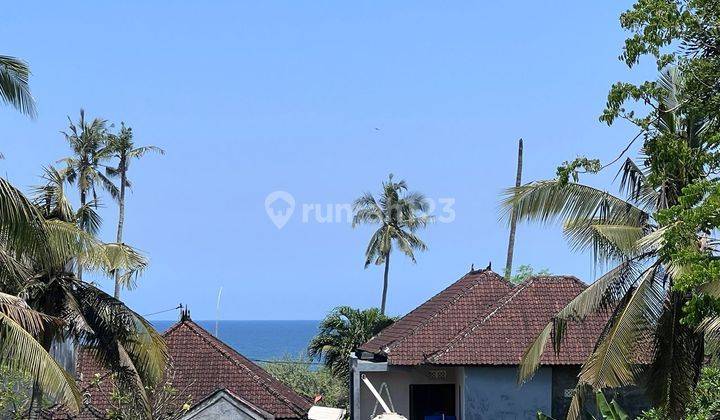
(152, 320, 320, 362)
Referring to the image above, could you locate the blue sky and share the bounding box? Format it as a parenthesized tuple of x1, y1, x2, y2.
(1, 1, 656, 320)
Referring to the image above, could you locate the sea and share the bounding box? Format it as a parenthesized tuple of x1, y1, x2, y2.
(152, 320, 320, 362)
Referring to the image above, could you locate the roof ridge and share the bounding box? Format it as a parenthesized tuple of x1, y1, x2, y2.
(382, 270, 507, 353)
(426, 278, 536, 363)
(161, 319, 186, 337)
(170, 320, 310, 416)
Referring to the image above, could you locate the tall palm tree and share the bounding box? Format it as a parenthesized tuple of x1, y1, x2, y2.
(308, 306, 393, 380)
(0, 173, 163, 416)
(352, 175, 431, 314)
(507, 68, 718, 419)
(0, 178, 80, 412)
(106, 123, 164, 298)
(59, 110, 118, 279)
(0, 55, 36, 117)
(27, 174, 162, 417)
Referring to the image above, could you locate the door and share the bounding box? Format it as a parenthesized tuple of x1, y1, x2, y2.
(409, 384, 456, 420)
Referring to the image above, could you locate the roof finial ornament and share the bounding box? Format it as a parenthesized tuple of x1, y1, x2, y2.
(486, 261, 492, 271)
(180, 305, 191, 322)
(470, 264, 474, 272)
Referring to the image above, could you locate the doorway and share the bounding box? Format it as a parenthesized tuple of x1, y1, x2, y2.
(409, 384, 456, 420)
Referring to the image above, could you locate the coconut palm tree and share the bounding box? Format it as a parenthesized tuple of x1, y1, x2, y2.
(308, 306, 393, 380)
(25, 173, 162, 417)
(0, 174, 159, 416)
(106, 123, 164, 298)
(0, 55, 36, 117)
(507, 68, 717, 419)
(59, 110, 118, 279)
(352, 175, 431, 314)
(0, 178, 80, 412)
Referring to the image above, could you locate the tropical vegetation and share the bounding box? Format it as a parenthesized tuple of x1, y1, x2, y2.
(509, 0, 720, 417)
(0, 55, 35, 118)
(308, 306, 394, 382)
(0, 55, 166, 418)
(510, 264, 551, 285)
(105, 123, 164, 298)
(352, 175, 432, 314)
(263, 355, 348, 409)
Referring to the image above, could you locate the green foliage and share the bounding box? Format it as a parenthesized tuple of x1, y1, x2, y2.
(510, 265, 551, 285)
(0, 55, 36, 118)
(263, 355, 347, 409)
(556, 157, 601, 185)
(639, 367, 720, 420)
(0, 365, 49, 419)
(88, 370, 192, 420)
(308, 306, 394, 382)
(595, 390, 630, 420)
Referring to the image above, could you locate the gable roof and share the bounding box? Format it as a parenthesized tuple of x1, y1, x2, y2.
(427, 275, 607, 365)
(358, 269, 514, 365)
(163, 318, 312, 418)
(359, 270, 608, 367)
(75, 317, 311, 419)
(181, 388, 273, 420)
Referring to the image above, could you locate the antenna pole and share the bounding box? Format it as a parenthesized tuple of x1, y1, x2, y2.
(215, 287, 223, 337)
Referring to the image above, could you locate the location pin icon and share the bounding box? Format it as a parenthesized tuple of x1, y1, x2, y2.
(265, 191, 295, 229)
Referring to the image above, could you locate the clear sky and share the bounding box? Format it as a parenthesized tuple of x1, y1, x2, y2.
(1, 1, 656, 320)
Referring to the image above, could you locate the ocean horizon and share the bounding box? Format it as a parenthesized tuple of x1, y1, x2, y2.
(152, 320, 320, 362)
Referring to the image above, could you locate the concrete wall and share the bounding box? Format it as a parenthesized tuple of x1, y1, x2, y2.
(358, 366, 460, 420)
(463, 366, 551, 420)
(551, 366, 650, 419)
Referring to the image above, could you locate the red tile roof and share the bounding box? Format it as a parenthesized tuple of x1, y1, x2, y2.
(359, 270, 608, 367)
(359, 269, 513, 365)
(75, 317, 311, 419)
(428, 275, 607, 365)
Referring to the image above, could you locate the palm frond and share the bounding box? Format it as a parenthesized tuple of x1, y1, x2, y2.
(501, 181, 648, 228)
(645, 292, 703, 417)
(0, 177, 46, 257)
(578, 266, 665, 389)
(563, 221, 647, 265)
(617, 158, 659, 210)
(518, 261, 642, 383)
(0, 55, 36, 117)
(102, 243, 148, 289)
(128, 145, 165, 159)
(0, 311, 80, 412)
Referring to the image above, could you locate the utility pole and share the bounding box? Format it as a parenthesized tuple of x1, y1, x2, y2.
(504, 139, 523, 280)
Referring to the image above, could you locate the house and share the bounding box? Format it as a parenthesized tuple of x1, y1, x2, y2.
(73, 310, 312, 419)
(351, 268, 647, 420)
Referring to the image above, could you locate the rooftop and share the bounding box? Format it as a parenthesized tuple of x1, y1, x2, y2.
(359, 269, 608, 366)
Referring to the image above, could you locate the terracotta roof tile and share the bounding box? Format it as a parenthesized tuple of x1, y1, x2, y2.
(359, 270, 513, 365)
(359, 270, 608, 367)
(75, 318, 311, 419)
(427, 276, 607, 365)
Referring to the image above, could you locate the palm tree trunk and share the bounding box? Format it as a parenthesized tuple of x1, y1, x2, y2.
(114, 159, 126, 299)
(504, 138, 523, 279)
(77, 189, 86, 280)
(381, 253, 390, 315)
